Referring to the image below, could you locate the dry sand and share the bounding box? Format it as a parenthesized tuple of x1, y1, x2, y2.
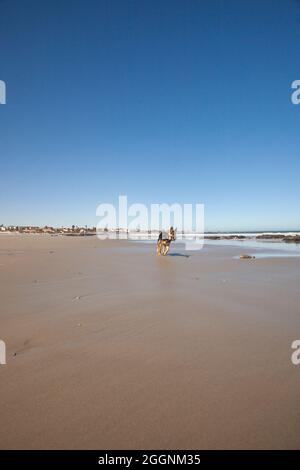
(0, 234, 300, 449)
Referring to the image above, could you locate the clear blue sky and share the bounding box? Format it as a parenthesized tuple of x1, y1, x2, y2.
(0, 0, 299, 230)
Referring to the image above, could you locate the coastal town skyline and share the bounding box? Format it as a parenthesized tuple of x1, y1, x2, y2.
(1, 224, 300, 238)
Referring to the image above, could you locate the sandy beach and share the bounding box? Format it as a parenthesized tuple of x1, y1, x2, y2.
(1, 234, 300, 450)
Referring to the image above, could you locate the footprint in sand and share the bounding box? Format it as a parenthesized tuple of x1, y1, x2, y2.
(14, 338, 35, 356)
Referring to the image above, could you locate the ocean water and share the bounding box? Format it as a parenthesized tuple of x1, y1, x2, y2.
(203, 238, 300, 253)
(129, 233, 300, 258)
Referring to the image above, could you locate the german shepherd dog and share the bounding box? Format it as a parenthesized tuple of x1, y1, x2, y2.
(157, 228, 176, 256)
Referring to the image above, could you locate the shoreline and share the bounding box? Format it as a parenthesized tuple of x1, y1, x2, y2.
(2, 230, 300, 241)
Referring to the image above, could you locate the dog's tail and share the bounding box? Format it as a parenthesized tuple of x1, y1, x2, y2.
(158, 231, 162, 241)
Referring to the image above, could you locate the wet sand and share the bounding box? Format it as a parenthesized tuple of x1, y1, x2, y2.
(1, 234, 300, 449)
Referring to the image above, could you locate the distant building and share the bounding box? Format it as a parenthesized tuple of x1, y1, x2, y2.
(42, 226, 55, 233)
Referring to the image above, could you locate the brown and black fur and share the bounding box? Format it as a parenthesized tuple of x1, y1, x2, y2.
(156, 229, 176, 256)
